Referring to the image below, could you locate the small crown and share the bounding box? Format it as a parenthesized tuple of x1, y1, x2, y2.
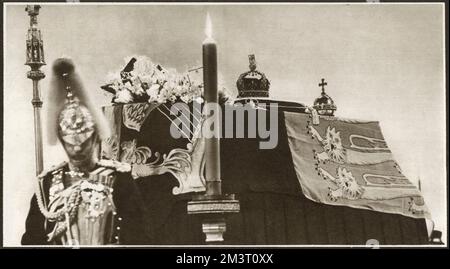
(313, 78, 337, 116)
(236, 54, 270, 98)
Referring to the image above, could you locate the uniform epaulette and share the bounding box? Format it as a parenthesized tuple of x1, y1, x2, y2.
(97, 159, 131, 173)
(38, 161, 68, 179)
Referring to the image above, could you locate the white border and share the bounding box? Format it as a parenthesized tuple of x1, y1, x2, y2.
(3, 1, 447, 6)
(3, 1, 447, 249)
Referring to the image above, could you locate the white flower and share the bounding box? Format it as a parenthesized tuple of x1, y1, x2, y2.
(108, 81, 122, 92)
(194, 96, 204, 104)
(122, 81, 134, 93)
(156, 88, 169, 103)
(105, 55, 230, 105)
(174, 85, 184, 96)
(169, 95, 178, 103)
(133, 56, 154, 75)
(180, 95, 190, 103)
(115, 90, 134, 103)
(156, 96, 166, 104)
(133, 84, 146, 96)
(140, 74, 153, 85)
(163, 81, 175, 91)
(146, 83, 160, 101)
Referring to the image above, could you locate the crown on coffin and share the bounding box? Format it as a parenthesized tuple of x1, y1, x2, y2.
(236, 55, 270, 98)
(313, 78, 337, 116)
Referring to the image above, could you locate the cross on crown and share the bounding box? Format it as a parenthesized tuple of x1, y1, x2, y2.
(319, 78, 327, 94)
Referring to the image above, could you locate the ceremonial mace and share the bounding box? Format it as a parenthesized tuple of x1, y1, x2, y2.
(25, 5, 45, 176)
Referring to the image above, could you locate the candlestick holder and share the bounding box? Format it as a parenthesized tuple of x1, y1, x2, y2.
(187, 193, 240, 243)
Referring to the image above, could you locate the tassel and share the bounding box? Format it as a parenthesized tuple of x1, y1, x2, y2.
(309, 107, 320, 125)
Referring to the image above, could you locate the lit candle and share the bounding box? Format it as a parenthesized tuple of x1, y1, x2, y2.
(203, 13, 221, 196)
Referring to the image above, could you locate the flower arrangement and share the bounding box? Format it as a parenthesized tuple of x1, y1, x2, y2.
(102, 56, 204, 104)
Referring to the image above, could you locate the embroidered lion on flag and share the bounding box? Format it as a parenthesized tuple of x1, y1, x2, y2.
(317, 166, 364, 201)
(308, 125, 394, 165)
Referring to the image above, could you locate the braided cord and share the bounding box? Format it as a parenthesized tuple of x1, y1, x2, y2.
(34, 176, 66, 220)
(34, 174, 81, 222)
(49, 188, 82, 240)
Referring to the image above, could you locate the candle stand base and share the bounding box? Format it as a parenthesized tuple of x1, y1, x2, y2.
(202, 219, 226, 243)
(187, 193, 240, 244)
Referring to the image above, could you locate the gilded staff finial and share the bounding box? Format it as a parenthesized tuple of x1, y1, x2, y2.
(25, 5, 41, 26)
(25, 5, 45, 68)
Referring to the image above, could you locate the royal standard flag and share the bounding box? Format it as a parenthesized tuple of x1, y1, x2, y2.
(285, 112, 430, 219)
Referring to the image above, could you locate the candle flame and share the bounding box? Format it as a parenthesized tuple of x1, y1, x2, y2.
(205, 12, 212, 39)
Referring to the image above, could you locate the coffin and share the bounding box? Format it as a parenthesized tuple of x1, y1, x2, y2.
(100, 101, 429, 245)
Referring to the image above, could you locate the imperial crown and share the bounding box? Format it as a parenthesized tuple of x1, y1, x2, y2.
(313, 78, 337, 116)
(236, 55, 270, 98)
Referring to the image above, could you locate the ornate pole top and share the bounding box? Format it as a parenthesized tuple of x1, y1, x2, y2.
(25, 5, 41, 26)
(25, 4, 45, 69)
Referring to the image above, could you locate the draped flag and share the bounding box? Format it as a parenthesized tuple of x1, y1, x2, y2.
(285, 112, 430, 219)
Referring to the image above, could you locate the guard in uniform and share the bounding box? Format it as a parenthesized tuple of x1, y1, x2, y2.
(22, 58, 146, 245)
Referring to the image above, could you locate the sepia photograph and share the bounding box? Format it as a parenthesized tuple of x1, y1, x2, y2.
(2, 1, 447, 248)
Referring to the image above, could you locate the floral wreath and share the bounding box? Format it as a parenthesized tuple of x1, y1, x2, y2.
(102, 56, 205, 104)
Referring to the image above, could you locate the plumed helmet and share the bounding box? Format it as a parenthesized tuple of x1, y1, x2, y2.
(47, 58, 111, 145)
